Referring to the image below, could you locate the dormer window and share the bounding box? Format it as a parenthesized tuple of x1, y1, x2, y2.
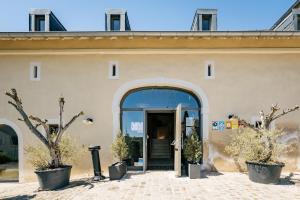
(35, 15, 45, 31)
(191, 9, 217, 31)
(29, 9, 66, 32)
(111, 15, 121, 31)
(105, 9, 131, 31)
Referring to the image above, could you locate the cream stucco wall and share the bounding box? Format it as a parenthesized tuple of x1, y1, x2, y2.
(0, 52, 300, 182)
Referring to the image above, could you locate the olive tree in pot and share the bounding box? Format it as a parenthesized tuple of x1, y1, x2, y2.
(183, 126, 202, 179)
(109, 132, 129, 180)
(225, 104, 299, 184)
(5, 89, 84, 190)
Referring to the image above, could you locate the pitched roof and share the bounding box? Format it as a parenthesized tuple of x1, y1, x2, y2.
(271, 0, 300, 30)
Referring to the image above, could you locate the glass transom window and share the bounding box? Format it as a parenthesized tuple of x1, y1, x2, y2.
(121, 88, 200, 110)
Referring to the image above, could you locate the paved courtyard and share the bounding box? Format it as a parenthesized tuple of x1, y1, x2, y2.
(0, 171, 300, 200)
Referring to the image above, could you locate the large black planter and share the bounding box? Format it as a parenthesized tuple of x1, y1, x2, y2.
(109, 162, 127, 180)
(35, 165, 72, 190)
(246, 161, 284, 184)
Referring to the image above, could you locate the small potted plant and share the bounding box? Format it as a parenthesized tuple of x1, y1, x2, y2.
(5, 89, 84, 190)
(225, 104, 299, 184)
(109, 132, 129, 180)
(183, 126, 202, 179)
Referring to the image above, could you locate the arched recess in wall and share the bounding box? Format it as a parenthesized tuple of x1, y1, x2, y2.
(112, 77, 209, 140)
(0, 119, 23, 183)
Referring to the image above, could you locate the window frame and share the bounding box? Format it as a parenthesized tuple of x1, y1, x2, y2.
(109, 61, 119, 79)
(30, 62, 41, 81)
(202, 14, 212, 31)
(110, 15, 121, 31)
(35, 15, 46, 31)
(204, 61, 215, 79)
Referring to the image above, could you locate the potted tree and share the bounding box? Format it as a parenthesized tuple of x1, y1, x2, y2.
(5, 89, 84, 190)
(226, 104, 299, 184)
(109, 132, 129, 180)
(183, 126, 202, 179)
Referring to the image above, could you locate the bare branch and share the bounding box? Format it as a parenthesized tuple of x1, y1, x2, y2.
(5, 89, 50, 148)
(8, 101, 17, 109)
(55, 111, 84, 145)
(29, 115, 51, 141)
(273, 105, 299, 121)
(35, 123, 42, 129)
(267, 104, 280, 120)
(238, 118, 260, 133)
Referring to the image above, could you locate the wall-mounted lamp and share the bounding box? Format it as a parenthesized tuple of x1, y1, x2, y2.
(228, 114, 238, 119)
(83, 117, 94, 125)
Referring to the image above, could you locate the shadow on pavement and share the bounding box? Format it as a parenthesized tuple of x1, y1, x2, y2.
(278, 172, 300, 185)
(55, 178, 96, 190)
(2, 194, 36, 200)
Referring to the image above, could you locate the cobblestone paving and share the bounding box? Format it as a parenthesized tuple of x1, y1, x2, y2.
(0, 171, 300, 200)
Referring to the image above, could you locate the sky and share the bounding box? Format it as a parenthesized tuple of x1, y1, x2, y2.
(0, 0, 296, 32)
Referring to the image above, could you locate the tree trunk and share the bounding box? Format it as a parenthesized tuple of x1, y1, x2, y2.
(49, 144, 62, 168)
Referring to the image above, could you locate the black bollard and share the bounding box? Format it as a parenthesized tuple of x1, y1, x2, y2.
(88, 145, 105, 181)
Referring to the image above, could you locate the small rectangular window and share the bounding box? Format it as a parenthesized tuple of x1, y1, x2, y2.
(35, 15, 45, 31)
(112, 65, 116, 76)
(207, 65, 212, 77)
(205, 61, 215, 79)
(297, 15, 300, 31)
(33, 66, 38, 78)
(109, 61, 119, 79)
(111, 15, 121, 31)
(202, 15, 212, 31)
(30, 62, 41, 81)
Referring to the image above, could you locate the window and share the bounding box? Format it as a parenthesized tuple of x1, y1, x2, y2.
(35, 15, 45, 31)
(111, 15, 121, 31)
(297, 15, 300, 31)
(205, 61, 215, 79)
(109, 61, 119, 79)
(30, 62, 41, 81)
(121, 88, 201, 170)
(202, 15, 212, 31)
(208, 65, 212, 77)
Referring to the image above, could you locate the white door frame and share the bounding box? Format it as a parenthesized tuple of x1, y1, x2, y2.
(0, 119, 24, 183)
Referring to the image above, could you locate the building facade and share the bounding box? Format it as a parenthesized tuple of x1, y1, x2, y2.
(1, 2, 300, 182)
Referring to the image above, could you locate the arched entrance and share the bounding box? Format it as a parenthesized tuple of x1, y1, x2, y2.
(112, 77, 209, 176)
(0, 124, 18, 182)
(0, 119, 23, 182)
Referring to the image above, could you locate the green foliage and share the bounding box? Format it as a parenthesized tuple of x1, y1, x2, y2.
(25, 144, 51, 170)
(225, 128, 290, 164)
(25, 135, 86, 170)
(0, 151, 11, 164)
(183, 126, 202, 164)
(112, 132, 129, 162)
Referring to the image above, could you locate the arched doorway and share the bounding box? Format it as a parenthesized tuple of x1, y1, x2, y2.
(120, 87, 201, 175)
(0, 124, 19, 182)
